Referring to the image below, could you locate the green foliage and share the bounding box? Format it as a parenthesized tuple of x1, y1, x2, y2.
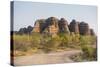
(79, 35, 97, 61)
(13, 32, 97, 58)
(58, 33, 72, 47)
(30, 33, 41, 48)
(13, 34, 31, 52)
(80, 35, 96, 46)
(72, 33, 80, 44)
(70, 45, 97, 62)
(58, 33, 80, 49)
(41, 35, 61, 52)
(81, 45, 97, 61)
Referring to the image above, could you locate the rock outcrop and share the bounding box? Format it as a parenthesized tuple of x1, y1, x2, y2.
(79, 22, 90, 35)
(69, 19, 79, 34)
(43, 17, 59, 35)
(31, 17, 95, 36)
(33, 17, 59, 35)
(58, 18, 70, 34)
(90, 29, 95, 36)
(32, 19, 45, 33)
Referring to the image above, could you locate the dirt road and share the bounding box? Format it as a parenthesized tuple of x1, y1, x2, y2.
(14, 50, 82, 66)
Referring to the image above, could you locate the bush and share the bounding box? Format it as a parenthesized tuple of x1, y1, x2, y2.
(30, 33, 41, 48)
(70, 45, 97, 62)
(58, 33, 72, 47)
(79, 35, 97, 60)
(13, 32, 97, 57)
(80, 35, 96, 46)
(81, 45, 97, 61)
(41, 35, 61, 52)
(13, 34, 31, 51)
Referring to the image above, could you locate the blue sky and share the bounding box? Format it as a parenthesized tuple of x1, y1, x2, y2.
(13, 1, 97, 33)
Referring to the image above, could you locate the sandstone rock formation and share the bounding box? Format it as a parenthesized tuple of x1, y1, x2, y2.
(30, 17, 95, 36)
(58, 18, 70, 34)
(69, 19, 79, 34)
(15, 26, 33, 34)
(79, 22, 90, 35)
(90, 29, 95, 36)
(32, 19, 45, 33)
(43, 17, 59, 35)
(32, 17, 59, 36)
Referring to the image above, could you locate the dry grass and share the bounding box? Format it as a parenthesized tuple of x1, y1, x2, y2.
(12, 33, 97, 57)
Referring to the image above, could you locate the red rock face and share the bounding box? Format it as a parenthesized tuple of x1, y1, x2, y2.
(45, 17, 59, 34)
(32, 19, 45, 33)
(48, 25, 59, 34)
(32, 21, 40, 33)
(32, 17, 95, 36)
(33, 17, 59, 35)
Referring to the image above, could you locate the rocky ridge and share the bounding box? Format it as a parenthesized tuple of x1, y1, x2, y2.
(32, 17, 95, 36)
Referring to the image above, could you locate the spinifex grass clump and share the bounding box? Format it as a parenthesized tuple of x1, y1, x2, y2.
(69, 35, 97, 61)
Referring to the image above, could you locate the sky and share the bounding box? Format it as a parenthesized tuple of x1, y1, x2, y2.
(13, 1, 97, 33)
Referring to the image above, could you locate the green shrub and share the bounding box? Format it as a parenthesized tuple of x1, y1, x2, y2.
(41, 35, 61, 52)
(81, 45, 97, 60)
(13, 32, 97, 57)
(30, 33, 41, 48)
(13, 34, 31, 51)
(80, 35, 96, 46)
(58, 33, 72, 47)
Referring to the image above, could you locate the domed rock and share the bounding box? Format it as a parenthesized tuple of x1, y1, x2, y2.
(32, 20, 40, 33)
(45, 17, 58, 26)
(45, 17, 59, 34)
(79, 22, 90, 35)
(58, 18, 70, 33)
(33, 17, 59, 34)
(32, 19, 45, 33)
(69, 19, 79, 34)
(90, 29, 95, 36)
(32, 17, 94, 36)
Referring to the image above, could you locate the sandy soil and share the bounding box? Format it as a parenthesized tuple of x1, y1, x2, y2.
(14, 50, 82, 66)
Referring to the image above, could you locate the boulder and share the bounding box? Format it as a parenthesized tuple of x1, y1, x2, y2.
(69, 19, 79, 34)
(58, 18, 70, 33)
(90, 29, 95, 36)
(33, 19, 45, 33)
(44, 17, 59, 34)
(79, 22, 90, 35)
